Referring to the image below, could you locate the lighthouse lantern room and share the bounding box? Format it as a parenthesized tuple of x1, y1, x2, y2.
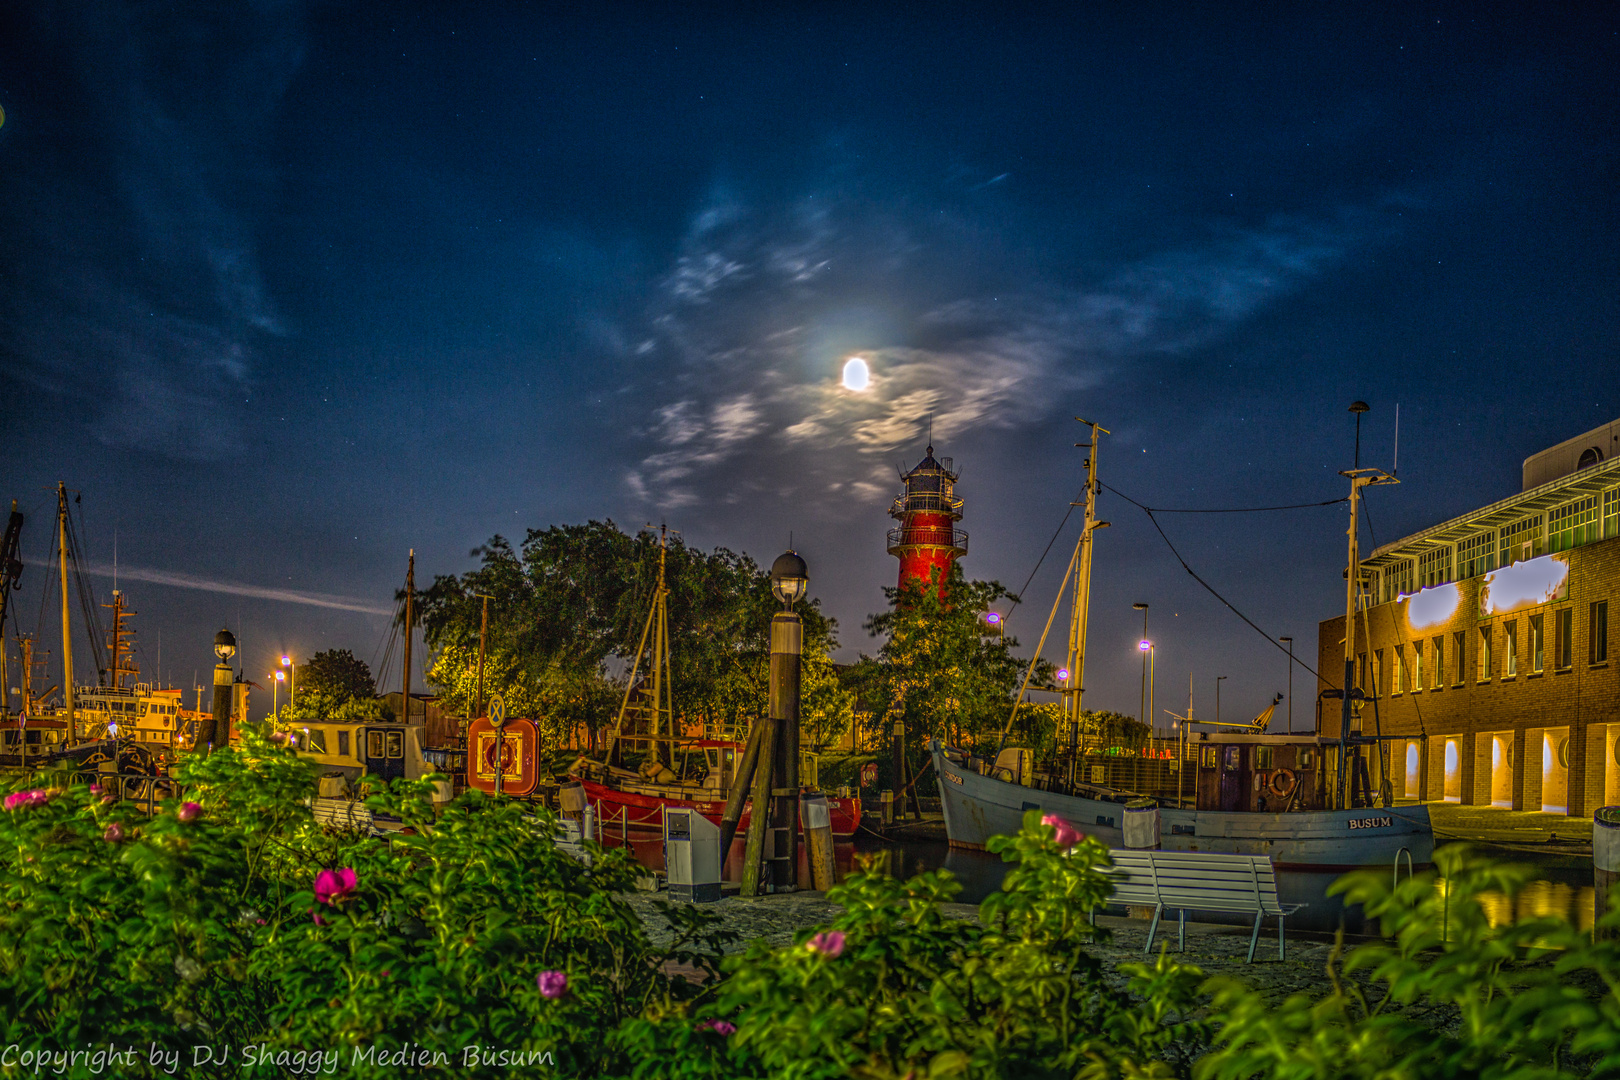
(887, 446, 968, 596)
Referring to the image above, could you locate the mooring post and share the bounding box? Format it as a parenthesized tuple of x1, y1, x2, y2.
(719, 717, 766, 855)
(771, 609, 802, 890)
(740, 712, 778, 897)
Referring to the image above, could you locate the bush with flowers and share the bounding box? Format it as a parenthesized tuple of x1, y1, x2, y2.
(0, 726, 731, 1077)
(9, 740, 1620, 1079)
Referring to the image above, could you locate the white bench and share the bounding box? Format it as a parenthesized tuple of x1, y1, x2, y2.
(311, 797, 380, 835)
(1104, 849, 1304, 962)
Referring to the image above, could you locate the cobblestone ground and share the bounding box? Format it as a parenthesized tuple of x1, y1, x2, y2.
(622, 890, 1386, 1004)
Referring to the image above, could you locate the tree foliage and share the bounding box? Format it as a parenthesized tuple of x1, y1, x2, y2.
(416, 522, 841, 748)
(855, 563, 1045, 752)
(287, 649, 377, 717)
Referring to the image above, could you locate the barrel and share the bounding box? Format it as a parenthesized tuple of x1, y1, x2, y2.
(1596, 807, 1620, 938)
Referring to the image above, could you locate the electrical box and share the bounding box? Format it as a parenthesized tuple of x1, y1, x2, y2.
(664, 808, 721, 903)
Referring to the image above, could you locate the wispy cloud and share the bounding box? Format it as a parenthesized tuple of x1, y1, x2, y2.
(0, 2, 305, 460)
(623, 190, 1380, 511)
(66, 561, 393, 616)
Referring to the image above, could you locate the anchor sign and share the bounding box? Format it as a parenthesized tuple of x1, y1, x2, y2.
(489, 695, 506, 728)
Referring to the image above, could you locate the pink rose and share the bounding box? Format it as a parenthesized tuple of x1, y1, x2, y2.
(697, 1019, 736, 1036)
(89, 784, 103, 796)
(1041, 813, 1085, 847)
(4, 789, 50, 812)
(808, 930, 846, 958)
(313, 867, 357, 906)
(311, 910, 328, 927)
(537, 970, 567, 999)
(177, 802, 201, 823)
(103, 822, 125, 843)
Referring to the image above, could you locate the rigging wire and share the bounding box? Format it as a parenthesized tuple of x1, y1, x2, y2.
(1100, 481, 1336, 687)
(1001, 488, 1085, 630)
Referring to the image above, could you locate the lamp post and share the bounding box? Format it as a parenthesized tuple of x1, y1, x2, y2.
(743, 549, 808, 896)
(206, 629, 236, 753)
(270, 669, 285, 722)
(1132, 603, 1148, 731)
(281, 655, 294, 709)
(1279, 637, 1294, 734)
(1216, 675, 1227, 728)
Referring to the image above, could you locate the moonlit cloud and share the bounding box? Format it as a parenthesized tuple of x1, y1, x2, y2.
(622, 191, 1380, 511)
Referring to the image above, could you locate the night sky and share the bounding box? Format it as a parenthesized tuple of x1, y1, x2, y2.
(1, 4, 1615, 730)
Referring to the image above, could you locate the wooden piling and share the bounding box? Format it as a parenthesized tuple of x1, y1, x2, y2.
(718, 718, 766, 856)
(740, 713, 778, 897)
(803, 793, 836, 892)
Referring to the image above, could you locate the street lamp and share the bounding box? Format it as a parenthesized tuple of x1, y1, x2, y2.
(280, 654, 294, 708)
(1133, 603, 1149, 732)
(984, 611, 1004, 637)
(1216, 675, 1227, 727)
(770, 550, 809, 609)
(1279, 637, 1294, 734)
(271, 669, 286, 722)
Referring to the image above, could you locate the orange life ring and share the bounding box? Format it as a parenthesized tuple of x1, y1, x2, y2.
(1269, 768, 1297, 798)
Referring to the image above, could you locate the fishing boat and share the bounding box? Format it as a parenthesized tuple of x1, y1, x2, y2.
(569, 527, 860, 840)
(937, 418, 1434, 875)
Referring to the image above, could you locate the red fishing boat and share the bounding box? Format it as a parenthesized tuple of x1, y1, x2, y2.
(570, 738, 861, 838)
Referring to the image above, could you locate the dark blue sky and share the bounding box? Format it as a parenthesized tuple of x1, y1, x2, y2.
(1, 3, 1615, 728)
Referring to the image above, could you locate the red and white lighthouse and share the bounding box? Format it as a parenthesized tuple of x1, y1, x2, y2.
(887, 446, 968, 596)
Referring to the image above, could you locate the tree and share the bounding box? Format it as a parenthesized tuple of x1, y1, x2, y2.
(855, 562, 1048, 755)
(415, 521, 840, 750)
(296, 649, 376, 705)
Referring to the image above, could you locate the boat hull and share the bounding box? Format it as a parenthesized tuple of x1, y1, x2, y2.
(932, 741, 1432, 873)
(574, 776, 861, 839)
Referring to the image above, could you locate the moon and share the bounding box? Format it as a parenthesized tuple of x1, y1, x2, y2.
(841, 357, 870, 391)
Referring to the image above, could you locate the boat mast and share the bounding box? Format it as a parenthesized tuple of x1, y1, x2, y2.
(1065, 418, 1110, 733)
(402, 550, 415, 724)
(1337, 464, 1397, 809)
(604, 525, 674, 766)
(56, 483, 74, 736)
(105, 591, 137, 690)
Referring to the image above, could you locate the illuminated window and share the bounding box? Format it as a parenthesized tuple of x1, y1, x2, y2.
(367, 731, 384, 759)
(1499, 517, 1541, 566)
(386, 731, 404, 759)
(1453, 631, 1466, 685)
(1605, 489, 1619, 539)
(1417, 546, 1452, 588)
(1412, 640, 1424, 691)
(1255, 746, 1275, 769)
(305, 729, 327, 754)
(1433, 635, 1445, 688)
(1201, 746, 1219, 769)
(1549, 495, 1601, 552)
(1393, 646, 1405, 694)
(1478, 626, 1492, 681)
(1458, 532, 1494, 578)
(1382, 560, 1414, 602)
(1593, 601, 1610, 665)
(1530, 614, 1544, 673)
(1556, 607, 1573, 669)
(1505, 622, 1518, 677)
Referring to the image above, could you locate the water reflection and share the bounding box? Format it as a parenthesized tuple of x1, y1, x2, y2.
(1476, 880, 1594, 934)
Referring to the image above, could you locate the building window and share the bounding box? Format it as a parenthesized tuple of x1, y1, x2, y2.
(305, 729, 327, 754)
(1606, 489, 1619, 540)
(1505, 621, 1517, 677)
(1593, 601, 1610, 665)
(338, 730, 350, 757)
(1382, 560, 1414, 603)
(1393, 646, 1404, 694)
(1530, 614, 1544, 673)
(1417, 546, 1452, 588)
(1433, 635, 1444, 688)
(1556, 607, 1573, 669)
(1453, 631, 1466, 685)
(1255, 746, 1275, 769)
(1499, 516, 1542, 567)
(1457, 532, 1494, 578)
(1478, 626, 1492, 681)
(1549, 495, 1601, 552)
(1413, 640, 1424, 691)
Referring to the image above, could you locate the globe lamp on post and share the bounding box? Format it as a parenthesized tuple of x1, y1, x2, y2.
(746, 549, 809, 896)
(281, 654, 294, 709)
(206, 629, 236, 754)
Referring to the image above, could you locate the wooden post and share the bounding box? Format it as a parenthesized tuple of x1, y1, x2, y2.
(740, 711, 778, 897)
(803, 792, 836, 892)
(890, 720, 910, 822)
(719, 718, 766, 855)
(880, 789, 894, 827)
(771, 612, 802, 890)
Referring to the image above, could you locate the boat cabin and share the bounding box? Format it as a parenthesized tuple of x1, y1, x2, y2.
(286, 720, 429, 784)
(62, 684, 186, 748)
(1191, 733, 1325, 813)
(0, 717, 69, 763)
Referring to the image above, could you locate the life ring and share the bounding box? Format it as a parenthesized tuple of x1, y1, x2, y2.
(1269, 768, 1297, 798)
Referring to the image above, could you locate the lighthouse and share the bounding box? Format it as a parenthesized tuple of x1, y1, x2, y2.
(887, 446, 968, 596)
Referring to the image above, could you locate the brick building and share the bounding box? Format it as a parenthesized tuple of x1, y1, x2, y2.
(1318, 419, 1620, 817)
